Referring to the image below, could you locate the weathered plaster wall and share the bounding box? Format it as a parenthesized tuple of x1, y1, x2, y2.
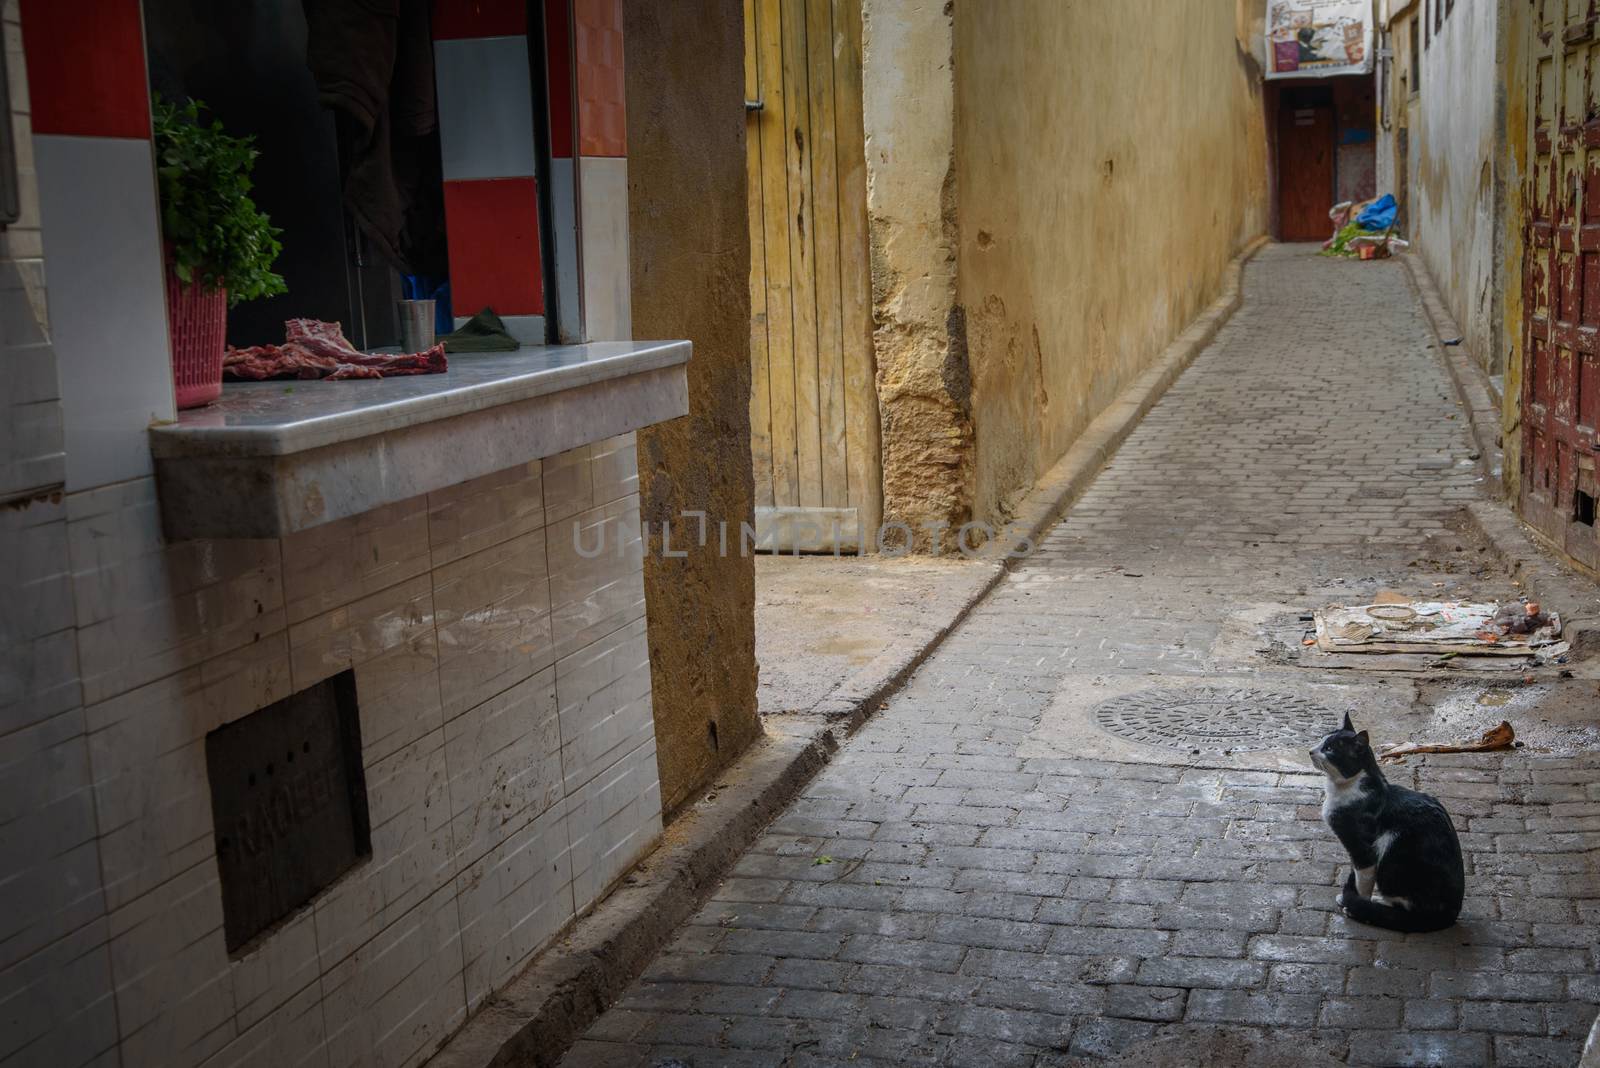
(1410, 0, 1501, 374)
(952, 0, 1270, 526)
(1375, 15, 1399, 201)
(859, 0, 971, 550)
(625, 0, 762, 815)
(1500, 0, 1529, 498)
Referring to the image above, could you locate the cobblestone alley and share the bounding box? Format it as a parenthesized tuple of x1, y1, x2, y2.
(558, 247, 1600, 1067)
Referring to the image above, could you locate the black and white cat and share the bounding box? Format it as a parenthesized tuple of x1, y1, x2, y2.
(1310, 713, 1464, 933)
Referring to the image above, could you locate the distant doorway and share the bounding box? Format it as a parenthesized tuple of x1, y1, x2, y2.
(1276, 85, 1335, 240)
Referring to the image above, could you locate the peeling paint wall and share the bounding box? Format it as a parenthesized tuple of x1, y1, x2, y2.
(1500, 0, 1528, 498)
(625, 0, 762, 815)
(860, 0, 972, 551)
(950, 0, 1270, 528)
(1407, 0, 1503, 375)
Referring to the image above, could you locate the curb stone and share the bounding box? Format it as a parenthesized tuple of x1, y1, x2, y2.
(423, 235, 1268, 1068)
(1398, 251, 1504, 485)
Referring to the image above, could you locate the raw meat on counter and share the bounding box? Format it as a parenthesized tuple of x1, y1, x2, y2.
(223, 319, 447, 381)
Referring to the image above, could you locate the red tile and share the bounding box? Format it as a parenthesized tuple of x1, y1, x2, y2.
(545, 0, 575, 158)
(432, 0, 526, 40)
(444, 178, 544, 316)
(573, 0, 626, 157)
(20, 0, 150, 139)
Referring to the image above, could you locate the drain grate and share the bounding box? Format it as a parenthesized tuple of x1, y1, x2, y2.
(1092, 686, 1337, 752)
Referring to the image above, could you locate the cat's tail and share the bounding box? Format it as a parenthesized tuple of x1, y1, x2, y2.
(1338, 873, 1456, 933)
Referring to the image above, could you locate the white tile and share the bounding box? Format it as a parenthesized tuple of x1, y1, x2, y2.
(425, 460, 543, 568)
(453, 800, 572, 1011)
(576, 155, 631, 341)
(565, 735, 662, 916)
(319, 881, 465, 1068)
(545, 494, 645, 661)
(432, 527, 553, 719)
(106, 860, 238, 1068)
(85, 634, 292, 913)
(541, 443, 593, 526)
(35, 135, 174, 491)
(442, 668, 562, 867)
(67, 478, 284, 706)
(199, 975, 328, 1068)
(287, 574, 440, 763)
(0, 706, 106, 970)
(311, 726, 455, 972)
(589, 433, 639, 506)
(0, 395, 65, 497)
(281, 496, 431, 626)
(0, 914, 119, 1066)
(0, 497, 73, 641)
(0, 261, 66, 495)
(0, 498, 80, 734)
(553, 615, 653, 795)
(434, 36, 537, 182)
(228, 909, 320, 1035)
(0, 627, 80, 734)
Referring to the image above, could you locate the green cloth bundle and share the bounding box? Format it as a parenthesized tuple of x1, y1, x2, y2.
(442, 307, 520, 352)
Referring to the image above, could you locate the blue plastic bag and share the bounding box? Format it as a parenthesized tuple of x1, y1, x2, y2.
(1356, 194, 1397, 231)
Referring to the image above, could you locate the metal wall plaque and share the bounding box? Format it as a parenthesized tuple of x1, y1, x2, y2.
(205, 670, 370, 953)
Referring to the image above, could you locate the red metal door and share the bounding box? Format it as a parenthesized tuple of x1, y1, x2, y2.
(1278, 98, 1335, 241)
(1521, 0, 1600, 568)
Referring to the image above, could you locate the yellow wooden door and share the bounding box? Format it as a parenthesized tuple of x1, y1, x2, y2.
(745, 0, 880, 552)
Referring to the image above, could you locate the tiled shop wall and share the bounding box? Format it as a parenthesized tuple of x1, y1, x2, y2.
(4, 2, 661, 1066)
(1, 0, 121, 1065)
(9, 434, 662, 1068)
(0, 0, 57, 503)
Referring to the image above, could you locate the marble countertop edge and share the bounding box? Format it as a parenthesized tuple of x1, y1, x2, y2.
(149, 339, 691, 458)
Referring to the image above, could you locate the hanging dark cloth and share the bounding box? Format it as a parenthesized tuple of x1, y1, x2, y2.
(303, 0, 447, 276)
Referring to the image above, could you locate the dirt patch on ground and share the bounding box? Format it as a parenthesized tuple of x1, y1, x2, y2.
(755, 553, 995, 714)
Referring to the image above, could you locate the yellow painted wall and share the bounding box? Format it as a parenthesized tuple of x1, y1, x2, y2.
(953, 1, 1269, 525)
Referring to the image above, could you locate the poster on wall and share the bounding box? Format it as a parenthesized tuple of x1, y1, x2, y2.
(1265, 0, 1373, 79)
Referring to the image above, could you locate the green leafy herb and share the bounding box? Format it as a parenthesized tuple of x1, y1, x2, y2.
(152, 96, 286, 307)
(1321, 221, 1363, 258)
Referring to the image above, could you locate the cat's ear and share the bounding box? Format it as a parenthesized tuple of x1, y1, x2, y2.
(1341, 712, 1353, 732)
(1356, 730, 1370, 747)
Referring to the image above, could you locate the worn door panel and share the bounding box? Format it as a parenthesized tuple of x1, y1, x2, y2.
(745, 0, 882, 551)
(1521, 0, 1600, 567)
(1278, 99, 1335, 241)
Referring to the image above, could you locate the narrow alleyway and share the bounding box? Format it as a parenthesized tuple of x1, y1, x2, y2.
(558, 247, 1600, 1067)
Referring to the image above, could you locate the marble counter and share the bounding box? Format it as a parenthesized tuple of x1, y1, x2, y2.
(149, 340, 690, 539)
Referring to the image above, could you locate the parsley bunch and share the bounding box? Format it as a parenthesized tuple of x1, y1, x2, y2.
(152, 96, 287, 307)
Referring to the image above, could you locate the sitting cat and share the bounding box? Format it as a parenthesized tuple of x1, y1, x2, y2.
(1310, 713, 1464, 933)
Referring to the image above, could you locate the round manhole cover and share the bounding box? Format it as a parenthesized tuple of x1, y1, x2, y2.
(1092, 687, 1336, 752)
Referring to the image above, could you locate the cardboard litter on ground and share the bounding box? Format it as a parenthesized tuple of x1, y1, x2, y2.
(1313, 601, 1563, 655)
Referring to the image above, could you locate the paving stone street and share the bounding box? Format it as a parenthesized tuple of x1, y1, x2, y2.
(558, 247, 1600, 1067)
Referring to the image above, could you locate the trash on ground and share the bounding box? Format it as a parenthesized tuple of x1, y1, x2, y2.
(1314, 600, 1562, 655)
(1377, 720, 1516, 763)
(1321, 193, 1408, 259)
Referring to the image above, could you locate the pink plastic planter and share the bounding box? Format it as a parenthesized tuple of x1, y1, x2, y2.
(166, 269, 228, 409)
